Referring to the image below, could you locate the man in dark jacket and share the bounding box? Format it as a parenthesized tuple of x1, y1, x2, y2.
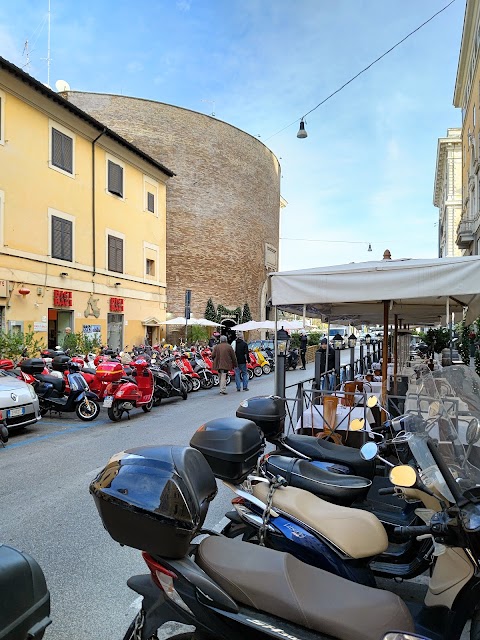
(212, 336, 238, 395)
(317, 337, 335, 373)
(299, 331, 308, 370)
(233, 332, 250, 391)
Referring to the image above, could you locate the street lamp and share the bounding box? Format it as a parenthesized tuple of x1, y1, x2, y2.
(333, 333, 344, 350)
(333, 333, 343, 386)
(348, 334, 357, 381)
(275, 327, 290, 398)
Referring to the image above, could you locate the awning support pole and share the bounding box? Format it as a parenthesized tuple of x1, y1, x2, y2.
(382, 301, 389, 404)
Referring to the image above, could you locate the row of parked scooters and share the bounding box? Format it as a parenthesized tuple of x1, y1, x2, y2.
(0, 343, 275, 424)
(85, 363, 480, 640)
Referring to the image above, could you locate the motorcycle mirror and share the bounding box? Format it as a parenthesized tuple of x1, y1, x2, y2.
(367, 395, 378, 408)
(360, 441, 378, 461)
(466, 417, 480, 445)
(349, 418, 365, 431)
(389, 465, 417, 488)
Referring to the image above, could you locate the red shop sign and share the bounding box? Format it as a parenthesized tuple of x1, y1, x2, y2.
(110, 297, 124, 312)
(53, 289, 73, 307)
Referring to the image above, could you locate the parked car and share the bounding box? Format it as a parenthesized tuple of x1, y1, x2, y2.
(0, 370, 41, 431)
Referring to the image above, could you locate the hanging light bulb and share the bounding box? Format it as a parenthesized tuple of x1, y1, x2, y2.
(297, 119, 308, 139)
(368, 243, 372, 252)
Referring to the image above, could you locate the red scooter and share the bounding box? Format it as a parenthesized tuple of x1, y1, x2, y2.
(200, 348, 232, 386)
(100, 358, 154, 422)
(177, 353, 201, 391)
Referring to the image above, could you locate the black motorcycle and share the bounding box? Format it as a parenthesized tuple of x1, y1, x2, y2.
(150, 356, 188, 406)
(286, 347, 299, 370)
(20, 359, 100, 421)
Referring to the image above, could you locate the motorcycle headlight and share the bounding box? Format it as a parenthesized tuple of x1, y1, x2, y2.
(28, 384, 37, 400)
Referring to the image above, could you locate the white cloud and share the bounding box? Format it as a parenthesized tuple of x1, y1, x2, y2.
(126, 61, 144, 74)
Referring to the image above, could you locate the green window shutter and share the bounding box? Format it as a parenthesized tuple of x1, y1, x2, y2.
(51, 216, 72, 261)
(52, 128, 73, 173)
(108, 235, 123, 272)
(108, 161, 123, 197)
(147, 191, 155, 213)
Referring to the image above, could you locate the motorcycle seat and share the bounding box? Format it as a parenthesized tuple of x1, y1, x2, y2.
(196, 536, 413, 640)
(34, 374, 65, 394)
(283, 434, 375, 479)
(253, 482, 387, 559)
(82, 368, 96, 375)
(265, 455, 371, 506)
(119, 376, 138, 385)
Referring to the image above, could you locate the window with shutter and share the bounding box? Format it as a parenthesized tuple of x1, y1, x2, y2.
(52, 128, 73, 174)
(51, 216, 73, 261)
(108, 235, 124, 273)
(147, 191, 155, 213)
(108, 161, 124, 197)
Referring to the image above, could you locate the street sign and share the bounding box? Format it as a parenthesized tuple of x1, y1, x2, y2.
(185, 289, 192, 320)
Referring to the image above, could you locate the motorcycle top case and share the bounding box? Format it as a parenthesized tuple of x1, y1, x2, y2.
(0, 359, 14, 370)
(51, 354, 71, 371)
(19, 358, 46, 375)
(0, 544, 51, 640)
(95, 361, 124, 382)
(89, 445, 217, 558)
(236, 395, 286, 439)
(190, 417, 263, 483)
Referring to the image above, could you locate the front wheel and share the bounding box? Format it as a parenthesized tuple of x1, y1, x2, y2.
(191, 378, 201, 392)
(200, 374, 214, 390)
(248, 368, 254, 380)
(107, 401, 123, 422)
(76, 398, 100, 421)
(253, 366, 263, 377)
(212, 373, 220, 386)
(181, 383, 188, 400)
(142, 396, 154, 412)
(262, 364, 271, 375)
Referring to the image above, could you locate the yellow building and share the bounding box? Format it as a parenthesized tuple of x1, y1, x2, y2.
(0, 56, 173, 351)
(453, 0, 480, 255)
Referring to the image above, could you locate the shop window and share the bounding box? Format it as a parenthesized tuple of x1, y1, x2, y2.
(146, 258, 155, 276)
(107, 160, 124, 197)
(108, 234, 124, 273)
(51, 215, 73, 261)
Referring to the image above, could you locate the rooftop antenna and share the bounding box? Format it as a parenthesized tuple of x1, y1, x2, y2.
(22, 39, 31, 74)
(201, 99, 216, 117)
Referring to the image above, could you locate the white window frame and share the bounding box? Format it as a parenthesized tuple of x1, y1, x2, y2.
(47, 208, 76, 263)
(143, 176, 159, 216)
(143, 241, 159, 280)
(0, 89, 5, 146)
(48, 120, 76, 178)
(106, 228, 125, 274)
(105, 154, 126, 201)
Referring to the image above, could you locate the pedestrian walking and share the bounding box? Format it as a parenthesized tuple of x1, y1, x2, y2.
(232, 332, 250, 391)
(299, 331, 308, 370)
(212, 336, 238, 395)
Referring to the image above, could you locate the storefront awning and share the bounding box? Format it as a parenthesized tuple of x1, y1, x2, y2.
(142, 317, 163, 326)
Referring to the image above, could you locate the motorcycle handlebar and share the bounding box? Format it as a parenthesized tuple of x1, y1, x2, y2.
(394, 525, 436, 537)
(378, 487, 396, 496)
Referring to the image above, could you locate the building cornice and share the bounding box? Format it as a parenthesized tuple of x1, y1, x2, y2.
(454, 0, 479, 107)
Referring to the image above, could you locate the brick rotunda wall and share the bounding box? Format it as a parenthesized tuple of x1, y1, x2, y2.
(63, 92, 281, 326)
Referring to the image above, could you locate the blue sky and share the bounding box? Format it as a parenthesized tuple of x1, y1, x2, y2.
(0, 0, 466, 270)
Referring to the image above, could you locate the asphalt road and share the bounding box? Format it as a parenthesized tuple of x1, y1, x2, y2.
(0, 363, 315, 640)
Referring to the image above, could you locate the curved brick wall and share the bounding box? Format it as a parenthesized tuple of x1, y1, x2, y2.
(64, 92, 281, 325)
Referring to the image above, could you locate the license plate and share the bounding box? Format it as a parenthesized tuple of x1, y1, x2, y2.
(103, 396, 113, 408)
(7, 407, 25, 418)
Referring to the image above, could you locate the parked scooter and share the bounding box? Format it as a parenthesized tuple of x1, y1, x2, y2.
(187, 351, 215, 389)
(176, 353, 201, 392)
(150, 355, 188, 405)
(20, 358, 100, 421)
(101, 357, 155, 421)
(0, 543, 51, 639)
(90, 444, 425, 640)
(286, 347, 299, 370)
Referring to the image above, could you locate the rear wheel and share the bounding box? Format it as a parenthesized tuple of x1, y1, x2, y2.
(107, 401, 123, 422)
(200, 374, 214, 390)
(248, 368, 254, 380)
(181, 383, 188, 400)
(253, 366, 263, 377)
(76, 398, 100, 421)
(183, 376, 193, 393)
(212, 373, 220, 386)
(262, 364, 271, 375)
(142, 396, 154, 412)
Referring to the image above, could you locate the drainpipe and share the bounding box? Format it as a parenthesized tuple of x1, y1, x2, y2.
(92, 129, 107, 275)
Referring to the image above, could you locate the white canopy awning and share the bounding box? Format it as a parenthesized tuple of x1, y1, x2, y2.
(269, 256, 480, 326)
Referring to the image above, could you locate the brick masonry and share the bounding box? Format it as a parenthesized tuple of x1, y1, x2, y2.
(63, 92, 281, 326)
